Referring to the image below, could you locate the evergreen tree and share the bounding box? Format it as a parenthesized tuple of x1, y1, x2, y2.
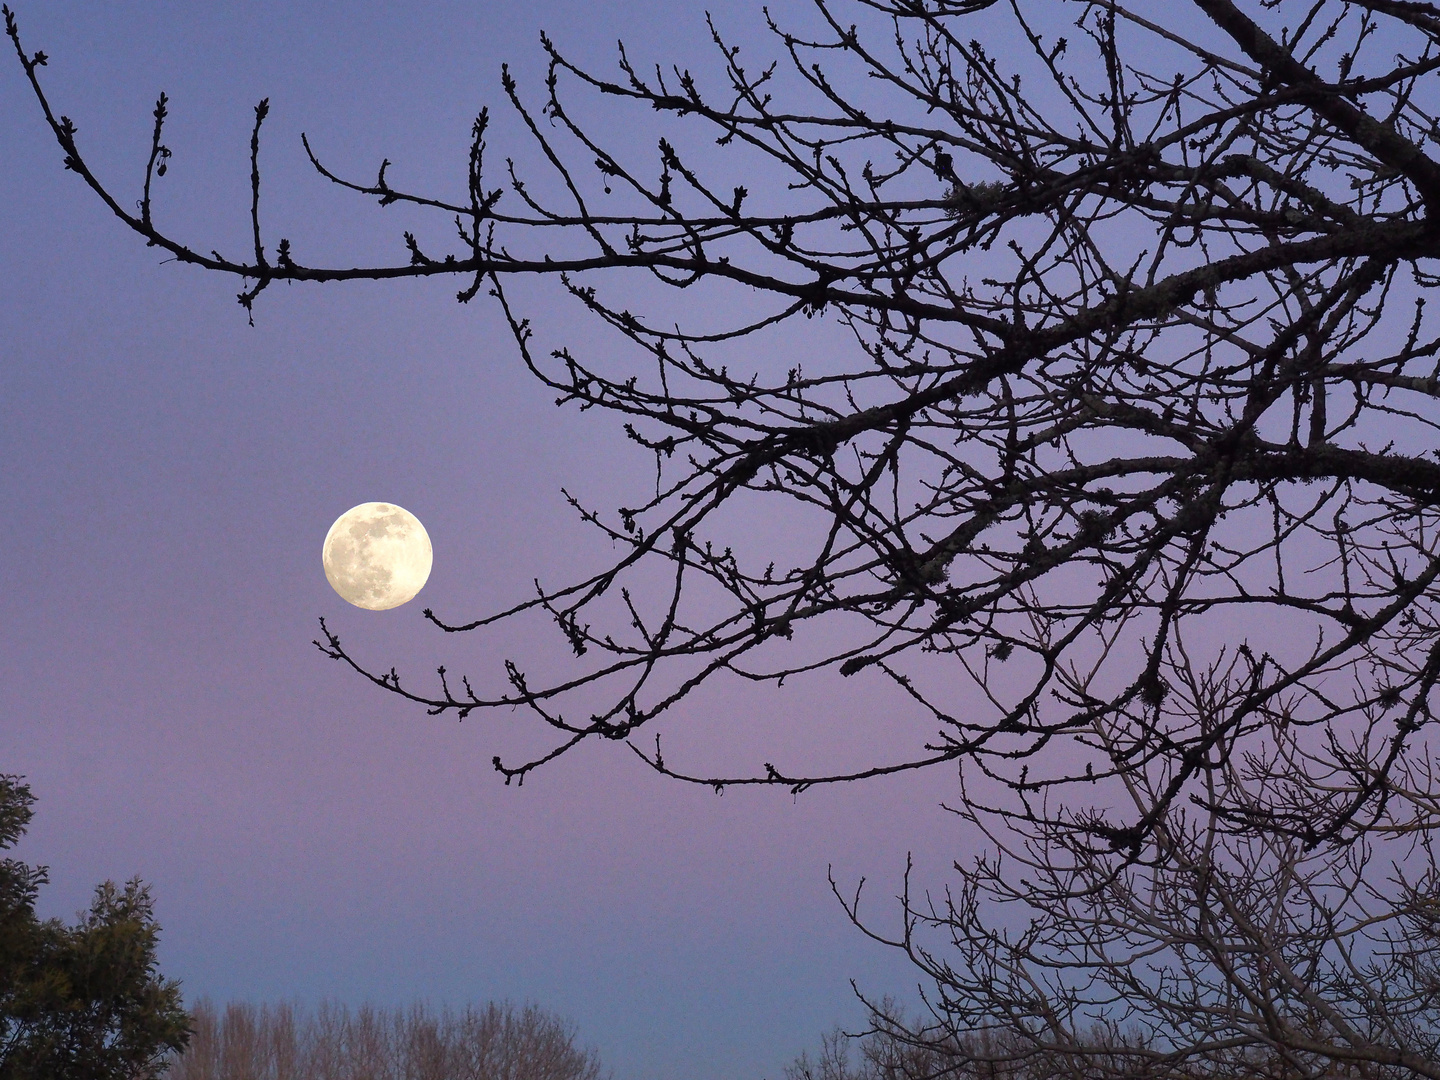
(0, 774, 191, 1080)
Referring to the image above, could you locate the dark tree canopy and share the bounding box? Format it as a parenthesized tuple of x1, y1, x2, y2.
(13, 1, 1440, 1076)
(0, 775, 191, 1080)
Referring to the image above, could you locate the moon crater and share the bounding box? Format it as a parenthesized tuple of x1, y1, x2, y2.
(322, 502, 433, 610)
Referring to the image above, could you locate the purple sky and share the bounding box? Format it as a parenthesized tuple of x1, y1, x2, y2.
(0, 5, 981, 1079)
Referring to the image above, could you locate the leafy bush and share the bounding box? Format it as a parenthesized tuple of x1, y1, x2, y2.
(0, 773, 191, 1080)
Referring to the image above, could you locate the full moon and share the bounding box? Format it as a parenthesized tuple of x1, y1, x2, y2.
(322, 502, 433, 610)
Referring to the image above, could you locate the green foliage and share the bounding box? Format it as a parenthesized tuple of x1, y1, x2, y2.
(0, 773, 191, 1080)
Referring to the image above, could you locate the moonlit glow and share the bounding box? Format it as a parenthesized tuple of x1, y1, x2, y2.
(322, 502, 433, 610)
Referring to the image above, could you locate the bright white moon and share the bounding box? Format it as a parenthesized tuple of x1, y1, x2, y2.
(322, 502, 433, 610)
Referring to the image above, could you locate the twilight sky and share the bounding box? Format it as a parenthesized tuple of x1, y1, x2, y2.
(0, 4, 985, 1079)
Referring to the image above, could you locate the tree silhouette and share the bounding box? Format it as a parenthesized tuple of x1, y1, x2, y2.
(11, 2, 1440, 1072)
(828, 690, 1440, 1080)
(0, 775, 191, 1080)
(166, 999, 605, 1080)
(9, 0, 1440, 835)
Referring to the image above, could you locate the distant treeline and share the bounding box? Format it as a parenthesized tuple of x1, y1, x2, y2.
(165, 1000, 606, 1080)
(780, 1016, 1395, 1080)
